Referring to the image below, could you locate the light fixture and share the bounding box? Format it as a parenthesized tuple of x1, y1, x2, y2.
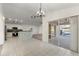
(31, 3, 45, 18)
(6, 17, 23, 24)
(36, 3, 45, 17)
(2, 16, 5, 20)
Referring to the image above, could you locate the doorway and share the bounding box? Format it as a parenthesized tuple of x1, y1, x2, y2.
(48, 18, 71, 50)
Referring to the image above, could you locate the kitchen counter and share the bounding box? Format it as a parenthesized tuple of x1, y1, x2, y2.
(18, 31, 32, 40)
(6, 30, 32, 39)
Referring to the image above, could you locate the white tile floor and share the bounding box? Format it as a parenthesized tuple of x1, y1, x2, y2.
(0, 37, 79, 56)
(0, 45, 2, 55)
(49, 35, 71, 50)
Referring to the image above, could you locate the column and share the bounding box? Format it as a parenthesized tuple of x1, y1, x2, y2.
(70, 16, 78, 52)
(0, 4, 5, 45)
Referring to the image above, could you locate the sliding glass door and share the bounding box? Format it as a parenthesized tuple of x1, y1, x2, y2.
(48, 18, 71, 50)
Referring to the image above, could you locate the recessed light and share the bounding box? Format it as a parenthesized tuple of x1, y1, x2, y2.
(2, 16, 5, 20)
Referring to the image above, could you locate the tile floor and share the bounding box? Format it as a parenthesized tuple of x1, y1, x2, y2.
(49, 35, 71, 50)
(0, 45, 2, 55)
(0, 37, 79, 56)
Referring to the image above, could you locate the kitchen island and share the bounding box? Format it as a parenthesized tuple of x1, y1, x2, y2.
(18, 31, 32, 40)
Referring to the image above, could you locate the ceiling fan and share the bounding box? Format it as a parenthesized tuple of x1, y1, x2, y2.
(31, 3, 45, 18)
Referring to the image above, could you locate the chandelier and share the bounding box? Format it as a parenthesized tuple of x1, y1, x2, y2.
(31, 3, 45, 18)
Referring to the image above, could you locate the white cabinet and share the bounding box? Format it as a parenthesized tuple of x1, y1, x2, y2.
(6, 32, 12, 38)
(18, 31, 32, 40)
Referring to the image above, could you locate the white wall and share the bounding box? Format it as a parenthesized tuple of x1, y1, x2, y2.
(0, 4, 5, 45)
(78, 16, 79, 53)
(32, 26, 39, 34)
(45, 6, 79, 22)
(6, 24, 39, 35)
(38, 25, 42, 34)
(42, 19, 48, 42)
(69, 16, 78, 52)
(42, 6, 79, 52)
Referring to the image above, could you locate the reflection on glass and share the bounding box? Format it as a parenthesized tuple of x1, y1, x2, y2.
(60, 24, 70, 36)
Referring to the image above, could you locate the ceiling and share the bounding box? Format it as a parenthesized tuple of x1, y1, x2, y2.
(1, 3, 79, 26)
